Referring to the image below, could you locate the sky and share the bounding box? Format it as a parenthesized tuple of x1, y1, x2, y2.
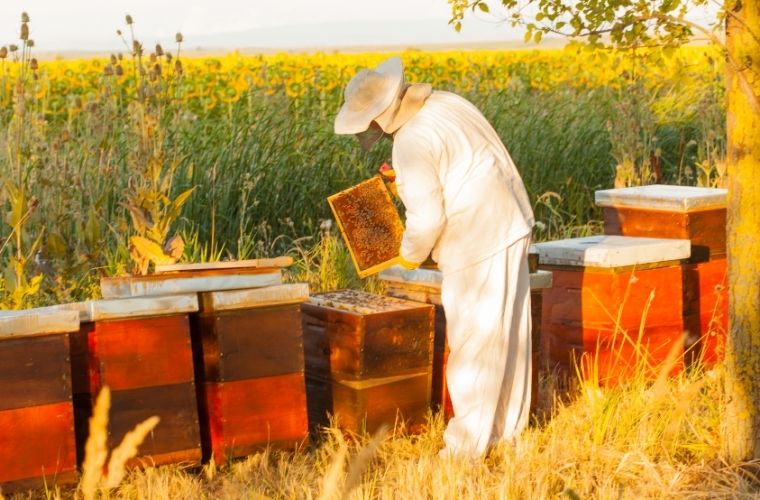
(0, 0, 528, 53)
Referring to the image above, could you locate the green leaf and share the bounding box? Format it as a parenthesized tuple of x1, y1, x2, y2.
(534, 30, 543, 43)
(130, 236, 176, 266)
(477, 2, 490, 13)
(524, 30, 533, 43)
(172, 187, 195, 211)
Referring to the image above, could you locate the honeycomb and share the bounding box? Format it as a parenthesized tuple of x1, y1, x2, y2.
(328, 176, 404, 277)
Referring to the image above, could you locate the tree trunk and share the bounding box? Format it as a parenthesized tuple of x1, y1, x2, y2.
(724, 0, 760, 462)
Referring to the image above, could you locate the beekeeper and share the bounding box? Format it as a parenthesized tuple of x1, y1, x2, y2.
(334, 57, 535, 458)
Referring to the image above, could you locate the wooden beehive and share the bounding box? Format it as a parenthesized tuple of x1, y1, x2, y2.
(0, 310, 79, 494)
(535, 235, 691, 386)
(46, 294, 202, 467)
(327, 176, 404, 278)
(301, 290, 434, 434)
(191, 283, 310, 463)
(683, 258, 727, 365)
(378, 266, 553, 420)
(596, 184, 727, 262)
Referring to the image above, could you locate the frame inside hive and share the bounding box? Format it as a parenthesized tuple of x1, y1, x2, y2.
(327, 176, 404, 278)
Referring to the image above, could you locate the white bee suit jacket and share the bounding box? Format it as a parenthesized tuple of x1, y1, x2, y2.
(392, 91, 535, 456)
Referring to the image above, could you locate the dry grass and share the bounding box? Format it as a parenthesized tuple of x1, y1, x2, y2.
(11, 365, 752, 500)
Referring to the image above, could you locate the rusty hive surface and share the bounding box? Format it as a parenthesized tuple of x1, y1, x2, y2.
(328, 176, 404, 278)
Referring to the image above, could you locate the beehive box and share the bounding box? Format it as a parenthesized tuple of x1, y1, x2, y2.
(378, 266, 553, 420)
(535, 235, 690, 385)
(0, 310, 79, 493)
(595, 184, 727, 262)
(327, 176, 404, 278)
(46, 294, 202, 467)
(596, 185, 728, 366)
(301, 290, 434, 434)
(191, 283, 310, 463)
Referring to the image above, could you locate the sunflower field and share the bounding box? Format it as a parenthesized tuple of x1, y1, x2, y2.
(0, 24, 726, 307)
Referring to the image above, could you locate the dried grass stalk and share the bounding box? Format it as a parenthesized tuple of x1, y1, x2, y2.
(80, 386, 111, 500)
(103, 416, 160, 489)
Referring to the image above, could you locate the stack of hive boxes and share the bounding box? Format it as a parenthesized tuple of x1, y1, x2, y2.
(44, 294, 203, 467)
(96, 260, 311, 463)
(301, 289, 434, 434)
(595, 185, 728, 365)
(378, 263, 553, 419)
(0, 310, 79, 493)
(536, 235, 691, 385)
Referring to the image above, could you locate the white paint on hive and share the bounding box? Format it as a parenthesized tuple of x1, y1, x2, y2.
(37, 293, 199, 322)
(100, 270, 283, 298)
(533, 235, 691, 268)
(379, 266, 553, 290)
(199, 283, 309, 312)
(595, 184, 727, 212)
(0, 309, 80, 338)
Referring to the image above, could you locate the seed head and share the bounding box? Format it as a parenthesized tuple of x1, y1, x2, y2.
(110, 53, 117, 65)
(20, 23, 29, 41)
(103, 65, 114, 76)
(9, 44, 18, 52)
(165, 52, 173, 62)
(30, 58, 38, 71)
(153, 63, 161, 77)
(174, 59, 183, 74)
(175, 32, 183, 43)
(21, 12, 30, 23)
(132, 40, 142, 56)
(125, 15, 133, 25)
(0, 47, 7, 59)
(115, 64, 124, 76)
(26, 39, 34, 48)
(116, 29, 122, 36)
(155, 44, 164, 56)
(149, 52, 157, 64)
(117, 52, 123, 60)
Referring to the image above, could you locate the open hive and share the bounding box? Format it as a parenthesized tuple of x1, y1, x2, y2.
(301, 289, 434, 434)
(327, 176, 404, 278)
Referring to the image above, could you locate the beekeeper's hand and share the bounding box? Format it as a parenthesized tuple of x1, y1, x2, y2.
(398, 254, 422, 271)
(378, 162, 398, 197)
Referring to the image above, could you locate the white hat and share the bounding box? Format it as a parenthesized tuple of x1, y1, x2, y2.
(334, 57, 404, 135)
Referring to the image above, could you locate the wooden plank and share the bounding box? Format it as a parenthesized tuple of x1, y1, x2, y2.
(93, 383, 201, 466)
(88, 315, 195, 392)
(199, 373, 308, 463)
(0, 309, 79, 339)
(0, 402, 77, 492)
(100, 270, 282, 299)
(38, 294, 198, 323)
(193, 305, 305, 382)
(0, 334, 71, 411)
(595, 184, 727, 211)
(155, 256, 293, 274)
(534, 235, 691, 268)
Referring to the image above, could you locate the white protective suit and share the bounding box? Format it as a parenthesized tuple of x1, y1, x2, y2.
(392, 90, 535, 457)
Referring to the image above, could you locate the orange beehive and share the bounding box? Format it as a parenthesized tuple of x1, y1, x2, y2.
(596, 185, 728, 365)
(301, 290, 434, 434)
(0, 310, 80, 494)
(378, 266, 553, 420)
(536, 235, 691, 386)
(49, 295, 203, 468)
(327, 176, 404, 278)
(191, 284, 310, 463)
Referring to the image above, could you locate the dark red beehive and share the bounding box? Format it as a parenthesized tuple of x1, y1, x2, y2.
(301, 290, 434, 434)
(0, 310, 80, 494)
(191, 284, 310, 463)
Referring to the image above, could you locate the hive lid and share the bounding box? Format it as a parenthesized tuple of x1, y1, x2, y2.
(155, 256, 293, 274)
(533, 235, 690, 268)
(327, 176, 404, 278)
(379, 266, 554, 290)
(308, 289, 429, 315)
(38, 293, 199, 322)
(199, 283, 309, 312)
(595, 184, 727, 212)
(100, 269, 282, 298)
(0, 309, 80, 338)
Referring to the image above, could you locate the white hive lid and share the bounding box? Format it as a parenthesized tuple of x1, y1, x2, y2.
(379, 265, 553, 290)
(533, 235, 690, 268)
(0, 309, 80, 338)
(199, 283, 309, 312)
(100, 270, 283, 298)
(595, 184, 727, 212)
(38, 293, 198, 322)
